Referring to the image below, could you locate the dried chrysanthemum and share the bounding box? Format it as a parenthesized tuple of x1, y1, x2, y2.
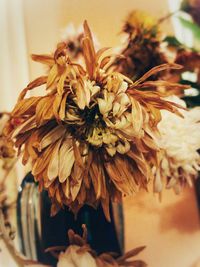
(113, 10, 168, 81)
(46, 225, 147, 267)
(4, 21, 185, 220)
(154, 95, 200, 193)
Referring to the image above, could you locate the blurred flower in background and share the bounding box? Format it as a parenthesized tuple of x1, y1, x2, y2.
(181, 0, 200, 26)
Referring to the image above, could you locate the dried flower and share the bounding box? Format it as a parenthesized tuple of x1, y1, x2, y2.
(154, 95, 200, 193)
(113, 10, 167, 81)
(0, 113, 15, 159)
(4, 21, 185, 220)
(123, 10, 158, 37)
(47, 225, 147, 267)
(174, 50, 200, 85)
(57, 246, 97, 267)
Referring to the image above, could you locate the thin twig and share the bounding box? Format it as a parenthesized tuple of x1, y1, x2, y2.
(158, 10, 180, 24)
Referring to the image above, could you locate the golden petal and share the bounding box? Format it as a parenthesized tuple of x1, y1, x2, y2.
(47, 64, 58, 89)
(127, 149, 152, 179)
(96, 47, 111, 62)
(57, 69, 67, 95)
(101, 194, 111, 222)
(39, 125, 66, 151)
(31, 54, 54, 66)
(82, 36, 96, 79)
(133, 63, 182, 85)
(70, 164, 83, 201)
(62, 178, 70, 199)
(35, 96, 54, 126)
(131, 98, 143, 137)
(53, 94, 63, 121)
(59, 140, 75, 183)
(11, 116, 36, 138)
(32, 144, 54, 176)
(47, 139, 62, 181)
(59, 91, 69, 120)
(12, 97, 41, 117)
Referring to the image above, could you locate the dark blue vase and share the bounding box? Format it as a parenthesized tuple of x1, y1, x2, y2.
(17, 172, 124, 266)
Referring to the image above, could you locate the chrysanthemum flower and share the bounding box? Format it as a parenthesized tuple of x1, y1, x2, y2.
(154, 95, 200, 193)
(113, 10, 168, 81)
(4, 21, 185, 220)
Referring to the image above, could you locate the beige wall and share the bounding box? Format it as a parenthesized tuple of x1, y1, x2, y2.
(124, 187, 200, 267)
(22, 0, 173, 79)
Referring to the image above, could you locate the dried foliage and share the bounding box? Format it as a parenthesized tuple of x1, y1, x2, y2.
(46, 225, 147, 267)
(113, 11, 168, 81)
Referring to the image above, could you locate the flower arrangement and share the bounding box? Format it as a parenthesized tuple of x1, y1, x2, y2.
(0, 6, 200, 266)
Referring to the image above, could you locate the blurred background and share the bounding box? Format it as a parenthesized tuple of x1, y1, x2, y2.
(0, 0, 200, 267)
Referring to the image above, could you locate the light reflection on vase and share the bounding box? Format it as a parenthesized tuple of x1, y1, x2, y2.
(17, 172, 124, 265)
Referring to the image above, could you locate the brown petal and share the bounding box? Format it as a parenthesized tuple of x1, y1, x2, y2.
(39, 125, 66, 151)
(11, 116, 36, 138)
(35, 96, 55, 126)
(58, 140, 75, 183)
(32, 144, 54, 176)
(133, 63, 182, 85)
(53, 94, 63, 122)
(12, 97, 41, 117)
(47, 64, 58, 89)
(59, 91, 70, 120)
(31, 54, 54, 66)
(101, 193, 111, 222)
(18, 76, 47, 101)
(82, 36, 96, 79)
(70, 164, 83, 201)
(57, 69, 67, 95)
(47, 139, 62, 181)
(131, 98, 143, 137)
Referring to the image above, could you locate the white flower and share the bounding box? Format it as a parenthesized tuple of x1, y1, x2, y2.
(156, 95, 200, 192)
(57, 245, 97, 267)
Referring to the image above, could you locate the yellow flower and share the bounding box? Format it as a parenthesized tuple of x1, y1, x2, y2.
(125, 10, 158, 34)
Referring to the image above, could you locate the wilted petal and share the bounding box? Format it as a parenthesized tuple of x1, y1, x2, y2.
(57, 245, 97, 267)
(59, 140, 75, 183)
